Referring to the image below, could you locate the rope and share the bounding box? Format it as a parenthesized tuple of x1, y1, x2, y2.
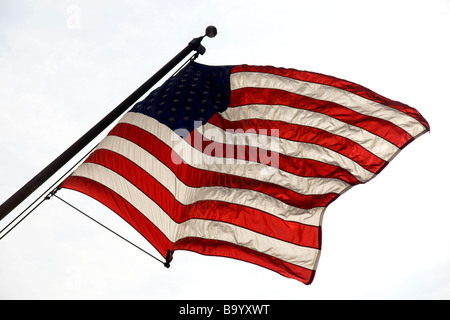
(0, 197, 46, 241)
(171, 52, 200, 77)
(52, 193, 166, 266)
(0, 144, 98, 240)
(0, 52, 199, 261)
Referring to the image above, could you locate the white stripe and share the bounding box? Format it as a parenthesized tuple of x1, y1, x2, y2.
(230, 71, 427, 138)
(221, 104, 399, 162)
(71, 163, 321, 270)
(94, 135, 325, 226)
(119, 112, 351, 196)
(200, 121, 375, 182)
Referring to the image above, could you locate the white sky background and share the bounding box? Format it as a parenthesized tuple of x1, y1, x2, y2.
(0, 0, 448, 300)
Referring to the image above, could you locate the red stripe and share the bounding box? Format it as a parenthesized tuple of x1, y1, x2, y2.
(61, 176, 172, 257)
(231, 65, 430, 131)
(108, 123, 339, 209)
(173, 237, 315, 284)
(229, 87, 413, 149)
(208, 113, 385, 175)
(187, 127, 361, 184)
(61, 176, 316, 284)
(81, 147, 321, 248)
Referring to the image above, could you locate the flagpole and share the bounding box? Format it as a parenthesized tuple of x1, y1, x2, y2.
(0, 26, 218, 221)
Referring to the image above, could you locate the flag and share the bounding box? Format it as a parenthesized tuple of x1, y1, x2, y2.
(60, 62, 429, 284)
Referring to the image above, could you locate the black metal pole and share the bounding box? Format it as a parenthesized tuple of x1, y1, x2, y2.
(0, 26, 217, 221)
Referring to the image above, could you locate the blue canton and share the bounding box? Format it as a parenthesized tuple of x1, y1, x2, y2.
(131, 62, 232, 137)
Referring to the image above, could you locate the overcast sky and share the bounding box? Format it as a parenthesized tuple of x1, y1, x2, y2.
(0, 0, 449, 300)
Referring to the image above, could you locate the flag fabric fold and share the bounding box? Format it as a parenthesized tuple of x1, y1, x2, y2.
(61, 62, 429, 284)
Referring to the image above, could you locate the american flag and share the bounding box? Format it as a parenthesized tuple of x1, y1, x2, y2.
(61, 62, 429, 284)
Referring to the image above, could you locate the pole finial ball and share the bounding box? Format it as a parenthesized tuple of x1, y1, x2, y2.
(205, 26, 217, 38)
